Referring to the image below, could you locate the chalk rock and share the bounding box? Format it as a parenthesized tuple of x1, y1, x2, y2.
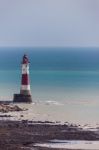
(0, 104, 25, 113)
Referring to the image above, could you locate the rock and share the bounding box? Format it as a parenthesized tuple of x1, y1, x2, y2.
(0, 104, 26, 113)
(20, 115, 24, 117)
(13, 105, 23, 111)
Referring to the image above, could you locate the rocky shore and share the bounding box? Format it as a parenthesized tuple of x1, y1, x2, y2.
(0, 104, 26, 113)
(0, 120, 99, 150)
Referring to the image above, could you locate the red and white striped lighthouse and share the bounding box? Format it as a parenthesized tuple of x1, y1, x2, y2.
(20, 54, 31, 95)
(13, 54, 32, 103)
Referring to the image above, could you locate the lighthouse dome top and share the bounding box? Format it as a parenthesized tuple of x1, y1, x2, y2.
(22, 54, 29, 64)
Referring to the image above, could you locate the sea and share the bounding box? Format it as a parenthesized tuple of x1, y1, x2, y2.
(1, 47, 99, 125)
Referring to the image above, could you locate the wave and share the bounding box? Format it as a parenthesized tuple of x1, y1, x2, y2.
(33, 100, 64, 106)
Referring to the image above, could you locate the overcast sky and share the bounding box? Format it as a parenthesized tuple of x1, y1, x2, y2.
(0, 0, 99, 47)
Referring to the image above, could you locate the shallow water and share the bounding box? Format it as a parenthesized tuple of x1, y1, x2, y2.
(35, 140, 99, 149)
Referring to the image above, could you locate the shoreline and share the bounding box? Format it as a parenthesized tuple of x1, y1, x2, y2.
(0, 102, 99, 128)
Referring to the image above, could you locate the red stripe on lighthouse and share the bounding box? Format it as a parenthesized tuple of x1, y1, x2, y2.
(21, 74, 30, 85)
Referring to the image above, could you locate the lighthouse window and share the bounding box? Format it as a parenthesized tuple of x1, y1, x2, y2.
(23, 68, 25, 71)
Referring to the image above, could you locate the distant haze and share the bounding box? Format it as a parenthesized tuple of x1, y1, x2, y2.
(0, 0, 99, 47)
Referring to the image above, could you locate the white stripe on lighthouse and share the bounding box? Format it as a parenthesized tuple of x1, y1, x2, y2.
(22, 64, 29, 74)
(21, 85, 30, 90)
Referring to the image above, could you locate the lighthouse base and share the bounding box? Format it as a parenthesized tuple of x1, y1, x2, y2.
(13, 94, 32, 103)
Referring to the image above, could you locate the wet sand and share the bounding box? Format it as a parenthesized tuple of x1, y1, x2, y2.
(0, 120, 99, 150)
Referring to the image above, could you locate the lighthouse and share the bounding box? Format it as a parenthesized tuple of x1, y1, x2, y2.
(13, 54, 32, 103)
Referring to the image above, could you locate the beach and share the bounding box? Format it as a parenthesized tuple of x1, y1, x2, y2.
(0, 103, 99, 150)
(0, 119, 99, 150)
(3, 102, 99, 128)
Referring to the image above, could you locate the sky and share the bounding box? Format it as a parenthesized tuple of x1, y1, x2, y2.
(0, 0, 99, 47)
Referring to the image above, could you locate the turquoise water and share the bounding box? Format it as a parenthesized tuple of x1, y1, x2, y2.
(1, 47, 99, 124)
(0, 47, 99, 102)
